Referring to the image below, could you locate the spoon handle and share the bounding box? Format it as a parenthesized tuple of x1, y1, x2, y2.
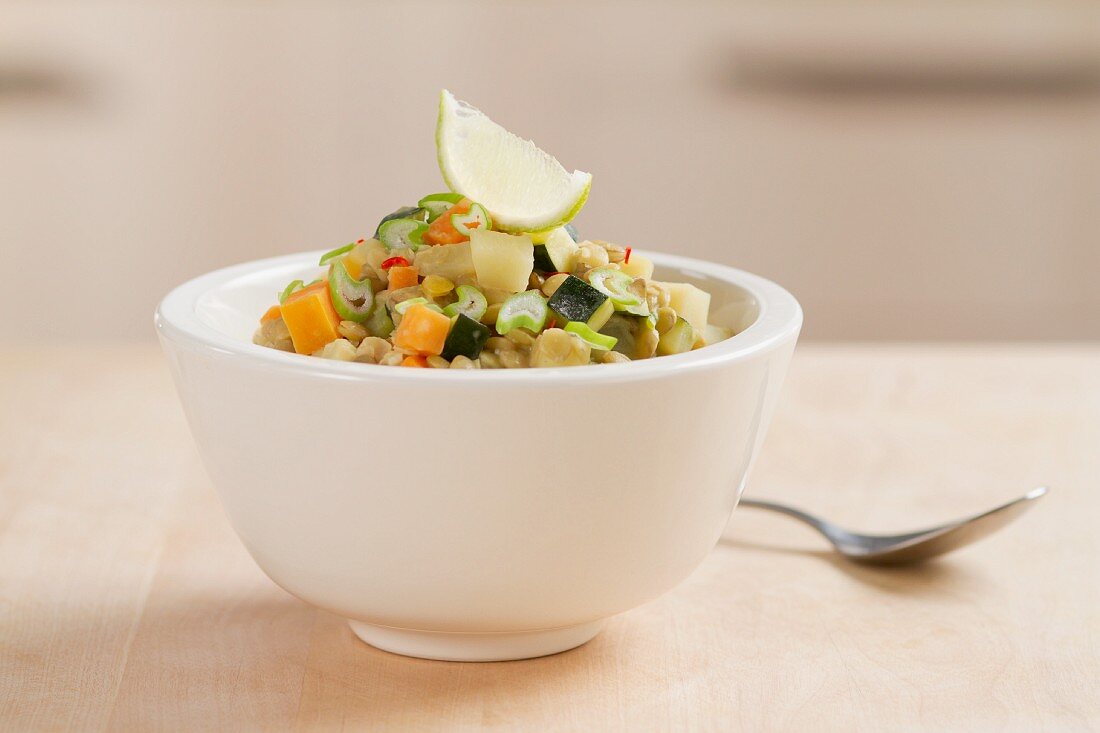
(737, 498, 833, 536)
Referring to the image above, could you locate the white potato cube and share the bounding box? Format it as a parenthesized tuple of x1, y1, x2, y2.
(704, 323, 734, 345)
(619, 253, 654, 280)
(414, 240, 475, 281)
(662, 282, 711, 334)
(470, 230, 534, 293)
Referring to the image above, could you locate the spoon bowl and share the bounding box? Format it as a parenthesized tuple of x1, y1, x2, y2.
(738, 487, 1048, 565)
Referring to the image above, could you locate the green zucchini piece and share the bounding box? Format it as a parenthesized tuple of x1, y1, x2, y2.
(418, 193, 464, 223)
(599, 313, 639, 357)
(564, 222, 579, 241)
(586, 298, 615, 331)
(496, 290, 549, 334)
(532, 227, 578, 273)
(547, 275, 609, 326)
(532, 245, 556, 273)
(374, 206, 426, 238)
(443, 284, 488, 320)
(564, 321, 617, 351)
(442, 313, 491, 360)
(657, 317, 695, 356)
(379, 218, 429, 252)
(587, 266, 648, 316)
(327, 260, 374, 323)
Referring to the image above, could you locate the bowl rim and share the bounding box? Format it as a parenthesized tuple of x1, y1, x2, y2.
(155, 250, 802, 383)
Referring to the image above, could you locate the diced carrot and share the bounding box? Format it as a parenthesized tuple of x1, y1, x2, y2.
(400, 355, 429, 368)
(422, 199, 471, 245)
(392, 304, 451, 356)
(281, 281, 341, 354)
(260, 305, 282, 323)
(387, 265, 419, 291)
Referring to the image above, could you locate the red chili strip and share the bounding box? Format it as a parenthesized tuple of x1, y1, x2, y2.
(624, 247, 632, 265)
(381, 256, 410, 270)
(356, 238, 365, 244)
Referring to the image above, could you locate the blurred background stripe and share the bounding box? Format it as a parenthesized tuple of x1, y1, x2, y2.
(2, 0, 1097, 341)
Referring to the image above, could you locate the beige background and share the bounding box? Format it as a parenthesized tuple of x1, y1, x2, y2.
(2, 1, 1099, 342)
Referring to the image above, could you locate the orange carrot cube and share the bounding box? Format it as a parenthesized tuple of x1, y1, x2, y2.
(281, 281, 340, 354)
(387, 265, 419, 291)
(392, 304, 451, 356)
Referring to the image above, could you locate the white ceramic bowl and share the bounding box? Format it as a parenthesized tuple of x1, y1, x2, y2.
(156, 251, 801, 661)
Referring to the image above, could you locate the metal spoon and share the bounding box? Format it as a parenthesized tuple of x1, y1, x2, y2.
(737, 487, 1048, 565)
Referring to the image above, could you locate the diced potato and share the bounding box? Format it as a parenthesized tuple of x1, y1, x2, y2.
(619, 253, 654, 279)
(661, 282, 711, 334)
(469, 230, 533, 293)
(414, 241, 476, 281)
(704, 323, 734, 345)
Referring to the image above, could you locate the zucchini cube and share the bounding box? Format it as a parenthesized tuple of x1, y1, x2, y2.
(547, 275, 609, 326)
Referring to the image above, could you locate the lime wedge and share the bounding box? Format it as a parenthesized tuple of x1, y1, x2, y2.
(436, 90, 592, 234)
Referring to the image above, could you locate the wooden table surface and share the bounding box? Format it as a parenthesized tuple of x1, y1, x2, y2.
(2, 344, 1097, 731)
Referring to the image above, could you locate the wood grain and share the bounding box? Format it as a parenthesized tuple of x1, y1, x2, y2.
(1, 344, 1097, 731)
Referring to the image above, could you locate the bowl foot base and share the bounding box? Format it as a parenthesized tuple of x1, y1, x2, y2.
(347, 619, 604, 662)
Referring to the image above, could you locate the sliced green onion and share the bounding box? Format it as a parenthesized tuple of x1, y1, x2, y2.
(587, 267, 647, 316)
(564, 321, 618, 351)
(394, 297, 444, 315)
(327, 260, 374, 323)
(379, 218, 429, 252)
(278, 279, 305, 304)
(451, 203, 492, 237)
(374, 205, 426, 237)
(418, 193, 464, 222)
(496, 290, 548, 334)
(318, 243, 354, 266)
(442, 284, 488, 320)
